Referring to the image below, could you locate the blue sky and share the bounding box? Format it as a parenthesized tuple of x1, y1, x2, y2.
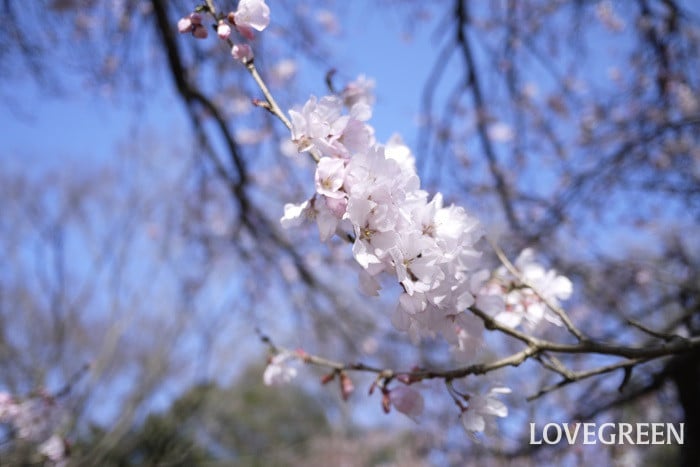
(1, 2, 437, 172)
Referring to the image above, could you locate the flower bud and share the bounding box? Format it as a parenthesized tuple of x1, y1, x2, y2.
(231, 43, 253, 61)
(192, 24, 208, 39)
(217, 21, 232, 40)
(177, 17, 193, 33)
(339, 372, 354, 401)
(381, 391, 391, 414)
(320, 372, 335, 385)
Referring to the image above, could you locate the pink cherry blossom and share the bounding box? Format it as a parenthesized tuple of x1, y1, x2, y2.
(217, 20, 232, 40)
(177, 16, 194, 33)
(341, 75, 376, 108)
(280, 200, 312, 229)
(192, 24, 208, 39)
(280, 196, 339, 241)
(314, 157, 346, 199)
(231, 43, 253, 61)
(289, 95, 373, 158)
(282, 86, 487, 355)
(234, 0, 270, 35)
(177, 13, 207, 39)
(0, 392, 19, 421)
(478, 249, 573, 330)
(38, 434, 68, 466)
(0, 390, 66, 464)
(263, 351, 298, 386)
(460, 386, 511, 433)
(389, 386, 424, 421)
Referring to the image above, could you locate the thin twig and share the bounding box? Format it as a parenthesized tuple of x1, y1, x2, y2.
(626, 317, 684, 342)
(527, 357, 648, 401)
(203, 0, 319, 162)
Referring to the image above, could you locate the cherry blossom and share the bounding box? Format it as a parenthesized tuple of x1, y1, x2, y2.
(478, 249, 573, 330)
(460, 386, 511, 434)
(232, 0, 270, 39)
(388, 386, 424, 421)
(281, 196, 340, 241)
(263, 351, 299, 386)
(0, 392, 18, 421)
(217, 20, 232, 40)
(289, 95, 373, 157)
(231, 43, 253, 61)
(314, 157, 347, 199)
(38, 434, 69, 466)
(177, 12, 207, 39)
(282, 81, 490, 358)
(11, 395, 62, 442)
(270, 59, 297, 84)
(174, 2, 529, 440)
(0, 390, 67, 464)
(341, 74, 376, 108)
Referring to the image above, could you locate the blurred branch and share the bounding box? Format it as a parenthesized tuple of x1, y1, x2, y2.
(263, 301, 700, 398)
(150, 0, 251, 222)
(455, 0, 521, 232)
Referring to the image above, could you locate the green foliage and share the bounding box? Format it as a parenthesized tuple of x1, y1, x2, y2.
(72, 365, 329, 466)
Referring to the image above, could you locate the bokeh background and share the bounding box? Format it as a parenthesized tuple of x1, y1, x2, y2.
(1, 0, 699, 465)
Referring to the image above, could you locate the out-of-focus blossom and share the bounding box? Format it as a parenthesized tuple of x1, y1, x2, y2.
(460, 386, 511, 433)
(231, 43, 253, 61)
(595, 0, 625, 31)
(217, 20, 232, 40)
(478, 249, 573, 330)
(38, 434, 69, 466)
(0, 392, 19, 421)
(389, 386, 424, 421)
(177, 13, 207, 39)
(233, 0, 270, 39)
(316, 9, 340, 35)
(487, 122, 514, 142)
(341, 75, 376, 109)
(263, 351, 299, 386)
(270, 59, 298, 84)
(0, 391, 67, 464)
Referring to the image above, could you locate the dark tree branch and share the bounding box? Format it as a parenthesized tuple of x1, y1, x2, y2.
(455, 0, 522, 232)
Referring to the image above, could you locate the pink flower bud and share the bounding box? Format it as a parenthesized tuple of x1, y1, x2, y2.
(320, 372, 336, 385)
(381, 391, 391, 414)
(177, 17, 193, 33)
(192, 24, 208, 39)
(339, 372, 354, 401)
(231, 43, 253, 61)
(236, 24, 256, 40)
(189, 12, 203, 25)
(217, 21, 232, 40)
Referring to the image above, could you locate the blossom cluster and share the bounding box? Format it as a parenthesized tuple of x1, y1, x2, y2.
(477, 249, 573, 331)
(173, 0, 573, 438)
(178, 0, 270, 61)
(0, 391, 68, 465)
(281, 79, 488, 360)
(276, 82, 561, 435)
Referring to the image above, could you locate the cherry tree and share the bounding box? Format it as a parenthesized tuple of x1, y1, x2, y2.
(1, 0, 699, 465)
(167, 0, 699, 464)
